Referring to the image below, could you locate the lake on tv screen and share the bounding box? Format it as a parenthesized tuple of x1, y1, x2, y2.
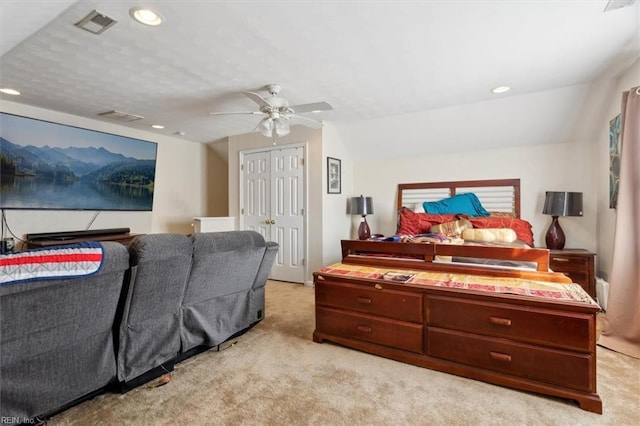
(0, 176, 154, 210)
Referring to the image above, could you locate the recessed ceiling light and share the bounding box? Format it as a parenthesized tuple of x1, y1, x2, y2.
(130, 7, 163, 26)
(491, 86, 511, 94)
(0, 88, 21, 95)
(151, 124, 164, 129)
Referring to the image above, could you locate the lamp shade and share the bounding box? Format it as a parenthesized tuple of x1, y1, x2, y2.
(542, 192, 583, 217)
(350, 195, 374, 240)
(350, 195, 374, 216)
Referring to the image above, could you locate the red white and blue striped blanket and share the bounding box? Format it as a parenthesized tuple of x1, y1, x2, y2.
(0, 242, 104, 286)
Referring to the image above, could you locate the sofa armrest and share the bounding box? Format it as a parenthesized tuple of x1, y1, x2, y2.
(253, 241, 278, 289)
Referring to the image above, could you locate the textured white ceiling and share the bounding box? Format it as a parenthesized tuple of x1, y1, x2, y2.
(0, 0, 638, 155)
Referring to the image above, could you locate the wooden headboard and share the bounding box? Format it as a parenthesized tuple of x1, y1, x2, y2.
(396, 178, 521, 218)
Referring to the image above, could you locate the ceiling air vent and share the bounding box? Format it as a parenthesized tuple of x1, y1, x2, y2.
(98, 110, 144, 122)
(74, 10, 117, 35)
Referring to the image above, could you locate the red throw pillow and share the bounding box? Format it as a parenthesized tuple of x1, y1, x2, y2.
(468, 217, 534, 246)
(419, 213, 457, 224)
(397, 208, 434, 235)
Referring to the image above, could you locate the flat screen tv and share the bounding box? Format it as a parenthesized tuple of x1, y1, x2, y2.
(0, 112, 157, 211)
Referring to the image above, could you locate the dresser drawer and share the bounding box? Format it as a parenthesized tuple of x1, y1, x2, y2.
(426, 296, 593, 351)
(427, 328, 594, 392)
(316, 281, 423, 323)
(548, 250, 596, 298)
(550, 255, 589, 271)
(316, 306, 424, 353)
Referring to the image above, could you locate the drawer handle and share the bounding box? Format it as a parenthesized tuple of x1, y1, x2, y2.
(489, 316, 512, 327)
(357, 324, 372, 333)
(489, 351, 512, 363)
(552, 257, 570, 262)
(356, 297, 372, 304)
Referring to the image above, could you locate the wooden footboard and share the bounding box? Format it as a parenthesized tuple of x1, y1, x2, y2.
(340, 240, 565, 282)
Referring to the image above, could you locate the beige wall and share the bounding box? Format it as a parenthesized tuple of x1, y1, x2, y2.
(204, 145, 229, 217)
(354, 142, 596, 251)
(1, 101, 207, 247)
(595, 58, 640, 280)
(321, 122, 354, 266)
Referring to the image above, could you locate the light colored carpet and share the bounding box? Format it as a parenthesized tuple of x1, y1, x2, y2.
(50, 281, 640, 425)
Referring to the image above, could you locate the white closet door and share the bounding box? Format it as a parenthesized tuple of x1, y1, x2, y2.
(269, 146, 304, 283)
(243, 151, 270, 240)
(241, 146, 305, 283)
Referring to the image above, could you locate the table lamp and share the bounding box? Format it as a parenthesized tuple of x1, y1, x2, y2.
(350, 195, 374, 240)
(542, 191, 583, 250)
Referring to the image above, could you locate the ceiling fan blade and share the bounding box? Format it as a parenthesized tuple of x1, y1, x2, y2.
(289, 114, 323, 129)
(209, 111, 263, 116)
(289, 101, 333, 114)
(243, 91, 271, 108)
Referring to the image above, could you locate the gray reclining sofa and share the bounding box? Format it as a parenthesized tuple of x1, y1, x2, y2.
(0, 231, 278, 422)
(0, 242, 129, 423)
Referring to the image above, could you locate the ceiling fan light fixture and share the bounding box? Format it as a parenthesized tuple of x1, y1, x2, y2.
(274, 118, 290, 137)
(257, 117, 273, 137)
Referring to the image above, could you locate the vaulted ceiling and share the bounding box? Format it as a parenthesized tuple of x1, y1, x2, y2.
(1, 1, 638, 160)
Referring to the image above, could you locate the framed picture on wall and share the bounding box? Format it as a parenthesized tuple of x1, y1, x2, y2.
(327, 157, 341, 194)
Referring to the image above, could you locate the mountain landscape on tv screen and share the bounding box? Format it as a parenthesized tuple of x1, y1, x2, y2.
(0, 137, 156, 211)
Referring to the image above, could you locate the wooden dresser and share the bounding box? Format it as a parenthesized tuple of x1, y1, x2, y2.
(313, 273, 602, 413)
(549, 249, 596, 298)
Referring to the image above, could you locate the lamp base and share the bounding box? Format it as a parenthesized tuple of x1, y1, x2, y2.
(358, 216, 371, 240)
(545, 215, 566, 250)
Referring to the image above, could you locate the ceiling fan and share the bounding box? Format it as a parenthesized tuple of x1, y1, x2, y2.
(210, 84, 333, 137)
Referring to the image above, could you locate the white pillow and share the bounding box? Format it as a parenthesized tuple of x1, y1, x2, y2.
(413, 203, 425, 213)
(462, 228, 517, 243)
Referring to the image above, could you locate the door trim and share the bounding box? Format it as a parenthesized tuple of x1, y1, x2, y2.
(239, 142, 308, 283)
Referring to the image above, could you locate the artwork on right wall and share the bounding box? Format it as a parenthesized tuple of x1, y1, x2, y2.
(609, 113, 622, 209)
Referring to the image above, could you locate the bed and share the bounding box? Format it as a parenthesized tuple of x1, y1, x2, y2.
(313, 179, 602, 413)
(344, 178, 543, 271)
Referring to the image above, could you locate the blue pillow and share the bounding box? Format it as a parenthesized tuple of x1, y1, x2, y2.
(423, 193, 490, 217)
